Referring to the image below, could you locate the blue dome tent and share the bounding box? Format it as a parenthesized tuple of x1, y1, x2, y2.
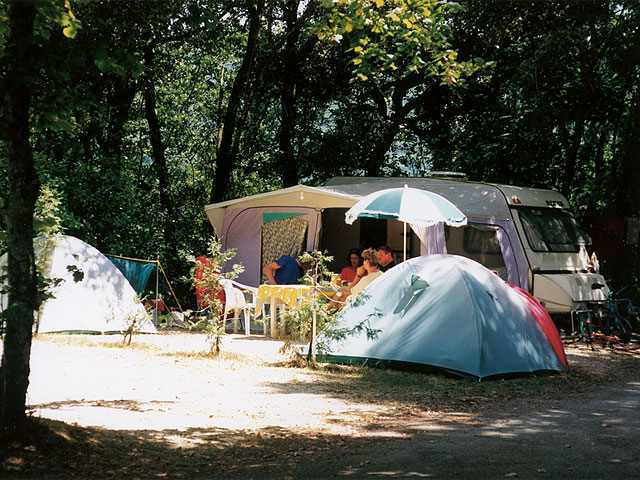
(317, 255, 567, 380)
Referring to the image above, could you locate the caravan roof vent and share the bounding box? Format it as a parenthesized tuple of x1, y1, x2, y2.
(427, 171, 467, 180)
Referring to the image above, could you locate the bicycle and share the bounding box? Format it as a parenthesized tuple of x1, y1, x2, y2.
(565, 307, 634, 351)
(589, 283, 639, 344)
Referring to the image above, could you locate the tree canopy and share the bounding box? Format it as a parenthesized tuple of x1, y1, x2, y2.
(2, 0, 640, 428)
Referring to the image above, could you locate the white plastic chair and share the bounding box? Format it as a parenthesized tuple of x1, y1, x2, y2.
(221, 279, 258, 335)
(233, 280, 258, 335)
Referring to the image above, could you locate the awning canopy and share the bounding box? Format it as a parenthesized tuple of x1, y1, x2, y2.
(205, 185, 359, 235)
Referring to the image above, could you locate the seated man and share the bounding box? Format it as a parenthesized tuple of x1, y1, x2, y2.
(263, 253, 311, 285)
(377, 245, 397, 272)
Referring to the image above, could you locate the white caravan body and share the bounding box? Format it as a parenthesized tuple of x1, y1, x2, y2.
(321, 177, 609, 315)
(204, 176, 609, 317)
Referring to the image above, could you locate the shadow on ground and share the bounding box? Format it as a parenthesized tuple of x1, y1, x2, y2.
(3, 376, 640, 480)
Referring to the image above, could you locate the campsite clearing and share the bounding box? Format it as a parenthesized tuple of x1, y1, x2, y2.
(2, 332, 640, 479)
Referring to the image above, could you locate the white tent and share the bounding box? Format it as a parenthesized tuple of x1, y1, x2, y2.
(0, 235, 156, 334)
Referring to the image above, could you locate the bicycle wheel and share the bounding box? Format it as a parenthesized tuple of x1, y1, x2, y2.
(624, 307, 640, 331)
(592, 306, 614, 335)
(615, 316, 633, 343)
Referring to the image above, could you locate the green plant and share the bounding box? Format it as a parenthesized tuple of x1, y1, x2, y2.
(34, 183, 64, 239)
(279, 300, 336, 341)
(121, 294, 150, 345)
(32, 185, 84, 332)
(313, 293, 383, 358)
(187, 237, 244, 354)
(276, 250, 336, 339)
(298, 250, 334, 287)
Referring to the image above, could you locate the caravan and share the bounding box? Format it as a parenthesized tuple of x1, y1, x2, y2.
(204, 175, 609, 324)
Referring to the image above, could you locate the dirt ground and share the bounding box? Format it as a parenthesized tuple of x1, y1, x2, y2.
(2, 331, 640, 479)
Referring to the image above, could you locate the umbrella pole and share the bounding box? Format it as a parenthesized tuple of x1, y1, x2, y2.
(311, 310, 317, 362)
(403, 222, 407, 262)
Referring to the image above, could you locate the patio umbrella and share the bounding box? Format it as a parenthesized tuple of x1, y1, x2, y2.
(345, 185, 467, 261)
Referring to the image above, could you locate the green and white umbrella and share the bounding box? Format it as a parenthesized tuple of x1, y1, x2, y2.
(345, 185, 467, 261)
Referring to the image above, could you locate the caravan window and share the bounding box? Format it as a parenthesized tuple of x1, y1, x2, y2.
(445, 224, 508, 281)
(518, 208, 590, 253)
(462, 225, 503, 255)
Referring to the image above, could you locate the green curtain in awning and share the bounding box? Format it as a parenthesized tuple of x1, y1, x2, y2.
(262, 212, 305, 224)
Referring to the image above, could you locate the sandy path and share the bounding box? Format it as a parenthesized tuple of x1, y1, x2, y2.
(8, 332, 640, 479)
(25, 333, 380, 437)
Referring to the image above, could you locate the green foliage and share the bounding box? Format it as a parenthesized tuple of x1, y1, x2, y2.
(33, 185, 70, 316)
(317, 0, 483, 84)
(33, 0, 82, 41)
(0, 196, 5, 252)
(3, 0, 638, 312)
(298, 250, 334, 286)
(188, 237, 244, 353)
(0, 3, 8, 48)
(0, 0, 79, 51)
(314, 291, 383, 356)
(34, 183, 64, 238)
(278, 250, 335, 341)
(279, 300, 335, 341)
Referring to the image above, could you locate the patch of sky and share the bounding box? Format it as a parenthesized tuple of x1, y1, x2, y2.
(384, 134, 433, 176)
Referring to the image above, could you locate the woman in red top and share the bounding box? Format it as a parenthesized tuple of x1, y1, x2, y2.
(340, 249, 361, 286)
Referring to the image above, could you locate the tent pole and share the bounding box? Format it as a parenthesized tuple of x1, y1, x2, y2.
(157, 260, 184, 313)
(105, 254, 157, 263)
(155, 256, 160, 322)
(403, 222, 407, 262)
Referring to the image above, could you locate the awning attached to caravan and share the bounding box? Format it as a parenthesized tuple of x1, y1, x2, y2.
(204, 185, 360, 236)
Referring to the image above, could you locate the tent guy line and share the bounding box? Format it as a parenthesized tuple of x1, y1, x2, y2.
(105, 254, 184, 313)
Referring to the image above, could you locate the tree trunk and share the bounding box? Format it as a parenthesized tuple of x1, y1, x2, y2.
(144, 79, 171, 213)
(560, 113, 586, 198)
(365, 124, 400, 176)
(361, 76, 424, 176)
(278, 50, 298, 186)
(210, 3, 262, 203)
(99, 77, 139, 163)
(277, 1, 309, 187)
(0, 0, 39, 430)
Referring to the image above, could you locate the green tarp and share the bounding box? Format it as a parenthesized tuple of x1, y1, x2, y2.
(106, 255, 156, 295)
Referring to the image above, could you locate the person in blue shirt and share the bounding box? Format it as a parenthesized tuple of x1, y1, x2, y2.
(263, 254, 311, 285)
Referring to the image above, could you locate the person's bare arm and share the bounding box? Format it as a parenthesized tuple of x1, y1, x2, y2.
(349, 265, 367, 290)
(263, 262, 280, 285)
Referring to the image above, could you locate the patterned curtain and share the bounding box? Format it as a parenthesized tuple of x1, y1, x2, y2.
(261, 217, 308, 283)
